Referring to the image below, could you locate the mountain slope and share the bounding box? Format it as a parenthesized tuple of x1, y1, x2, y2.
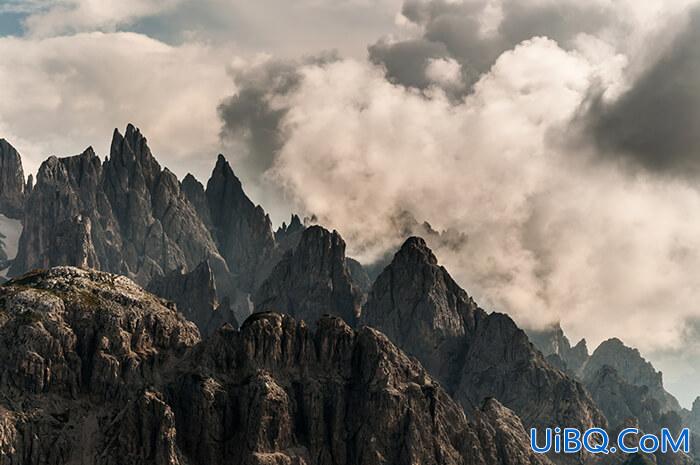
(0, 266, 551, 465)
(361, 237, 606, 435)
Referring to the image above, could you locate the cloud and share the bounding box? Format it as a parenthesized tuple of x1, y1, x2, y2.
(218, 52, 339, 179)
(585, 7, 700, 178)
(0, 32, 233, 180)
(127, 0, 404, 58)
(267, 37, 626, 330)
(18, 0, 184, 37)
(368, 0, 617, 93)
(224, 20, 700, 389)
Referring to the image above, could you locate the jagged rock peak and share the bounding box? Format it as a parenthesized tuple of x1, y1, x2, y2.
(276, 213, 304, 236)
(398, 235, 439, 265)
(0, 266, 551, 465)
(205, 153, 276, 292)
(254, 225, 364, 326)
(362, 236, 607, 442)
(528, 322, 589, 375)
(361, 235, 480, 364)
(108, 123, 161, 186)
(0, 138, 26, 219)
(584, 337, 681, 413)
(181, 172, 213, 228)
(148, 260, 238, 335)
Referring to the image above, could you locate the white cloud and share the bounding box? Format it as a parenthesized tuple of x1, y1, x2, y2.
(425, 57, 464, 91)
(263, 34, 700, 373)
(0, 32, 233, 180)
(20, 0, 184, 37)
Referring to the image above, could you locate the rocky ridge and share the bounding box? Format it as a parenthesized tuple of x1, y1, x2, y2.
(360, 237, 606, 436)
(254, 226, 365, 326)
(0, 266, 552, 465)
(0, 139, 25, 219)
(4, 125, 302, 333)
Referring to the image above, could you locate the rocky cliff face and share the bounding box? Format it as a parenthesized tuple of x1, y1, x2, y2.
(0, 139, 25, 219)
(585, 365, 662, 432)
(0, 266, 551, 465)
(10, 126, 231, 294)
(583, 338, 681, 413)
(361, 237, 606, 437)
(206, 154, 277, 292)
(147, 261, 238, 335)
(104, 125, 229, 285)
(528, 323, 589, 375)
(362, 237, 480, 383)
(254, 226, 364, 326)
(10, 148, 115, 275)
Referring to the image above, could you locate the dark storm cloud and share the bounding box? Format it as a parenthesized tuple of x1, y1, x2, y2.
(587, 8, 700, 177)
(218, 52, 339, 178)
(370, 0, 614, 91)
(368, 38, 450, 88)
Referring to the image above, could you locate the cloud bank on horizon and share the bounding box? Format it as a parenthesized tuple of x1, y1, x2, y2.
(2, 0, 700, 404)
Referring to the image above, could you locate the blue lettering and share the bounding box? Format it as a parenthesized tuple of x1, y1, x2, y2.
(639, 434, 659, 453)
(563, 428, 582, 453)
(584, 428, 609, 454)
(531, 428, 552, 454)
(660, 428, 690, 453)
(617, 428, 639, 453)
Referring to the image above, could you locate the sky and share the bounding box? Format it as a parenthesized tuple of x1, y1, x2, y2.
(2, 0, 700, 406)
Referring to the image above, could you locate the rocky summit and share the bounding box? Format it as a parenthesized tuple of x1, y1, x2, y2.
(361, 237, 606, 437)
(254, 226, 365, 326)
(0, 139, 26, 219)
(0, 266, 551, 465)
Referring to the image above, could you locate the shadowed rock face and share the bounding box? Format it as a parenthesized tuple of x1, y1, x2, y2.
(0, 266, 551, 465)
(585, 365, 661, 432)
(528, 323, 589, 375)
(361, 237, 606, 438)
(583, 338, 681, 413)
(253, 226, 365, 326)
(206, 154, 277, 292)
(10, 126, 231, 293)
(0, 139, 25, 219)
(147, 260, 239, 335)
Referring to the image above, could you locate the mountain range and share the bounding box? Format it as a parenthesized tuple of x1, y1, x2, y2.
(0, 125, 696, 465)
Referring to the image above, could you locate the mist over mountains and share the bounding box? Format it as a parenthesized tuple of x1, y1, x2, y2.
(3, 0, 700, 463)
(4, 1, 700, 403)
(0, 125, 698, 464)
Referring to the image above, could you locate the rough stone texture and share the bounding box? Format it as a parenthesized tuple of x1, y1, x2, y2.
(585, 365, 661, 432)
(275, 214, 305, 251)
(171, 312, 552, 465)
(104, 125, 229, 286)
(181, 173, 213, 230)
(528, 323, 589, 375)
(583, 338, 681, 413)
(0, 266, 552, 465)
(10, 126, 231, 296)
(345, 257, 371, 294)
(147, 260, 238, 335)
(0, 139, 25, 219)
(206, 154, 277, 292)
(254, 226, 364, 326)
(361, 237, 606, 438)
(10, 148, 117, 276)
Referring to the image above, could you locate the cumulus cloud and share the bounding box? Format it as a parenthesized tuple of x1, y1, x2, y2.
(14, 0, 184, 37)
(267, 38, 631, 333)
(5, 0, 700, 407)
(585, 7, 700, 178)
(212, 1, 700, 409)
(368, 0, 699, 96)
(0, 32, 233, 179)
(369, 0, 617, 92)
